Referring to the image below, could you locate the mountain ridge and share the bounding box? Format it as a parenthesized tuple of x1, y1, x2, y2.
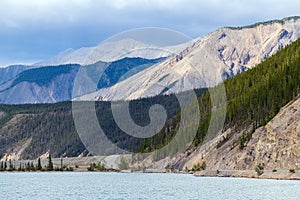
(1, 17, 300, 104)
(224, 16, 300, 30)
(35, 38, 192, 66)
(0, 58, 164, 104)
(82, 17, 300, 101)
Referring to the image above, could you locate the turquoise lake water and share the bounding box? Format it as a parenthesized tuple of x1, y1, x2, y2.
(0, 172, 300, 199)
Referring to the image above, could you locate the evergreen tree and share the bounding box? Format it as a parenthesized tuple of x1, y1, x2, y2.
(37, 157, 42, 171)
(60, 158, 63, 171)
(30, 162, 35, 171)
(8, 159, 14, 171)
(47, 154, 53, 171)
(26, 162, 31, 171)
(18, 163, 22, 172)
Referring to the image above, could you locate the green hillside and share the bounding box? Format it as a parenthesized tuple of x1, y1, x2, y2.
(0, 90, 205, 159)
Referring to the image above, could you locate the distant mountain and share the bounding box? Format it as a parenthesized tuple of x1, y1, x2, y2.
(0, 58, 163, 104)
(96, 57, 165, 89)
(0, 64, 80, 104)
(35, 38, 191, 66)
(83, 17, 300, 101)
(0, 65, 32, 85)
(2, 17, 300, 104)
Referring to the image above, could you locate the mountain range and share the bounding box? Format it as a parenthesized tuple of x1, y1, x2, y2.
(0, 34, 299, 173)
(35, 38, 191, 66)
(84, 16, 300, 101)
(0, 58, 163, 104)
(0, 17, 300, 104)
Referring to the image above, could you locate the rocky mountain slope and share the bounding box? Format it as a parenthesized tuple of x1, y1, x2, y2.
(0, 58, 162, 104)
(182, 95, 300, 171)
(0, 65, 32, 85)
(157, 37, 300, 172)
(0, 64, 80, 104)
(129, 36, 300, 172)
(86, 17, 300, 101)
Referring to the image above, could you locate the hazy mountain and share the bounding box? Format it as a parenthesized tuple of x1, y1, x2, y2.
(83, 17, 300, 101)
(0, 65, 32, 85)
(35, 38, 191, 66)
(0, 64, 80, 104)
(2, 17, 300, 105)
(0, 58, 163, 104)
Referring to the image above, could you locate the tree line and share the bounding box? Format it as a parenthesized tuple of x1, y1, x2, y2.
(0, 154, 73, 172)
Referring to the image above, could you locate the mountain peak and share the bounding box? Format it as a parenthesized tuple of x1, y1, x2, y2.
(36, 38, 191, 66)
(224, 16, 300, 30)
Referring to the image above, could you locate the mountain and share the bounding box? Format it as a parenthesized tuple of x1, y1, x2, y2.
(84, 17, 300, 101)
(1, 17, 299, 105)
(0, 65, 32, 85)
(1, 36, 299, 169)
(0, 90, 208, 160)
(35, 38, 191, 66)
(0, 64, 80, 104)
(183, 95, 300, 171)
(153, 37, 300, 172)
(0, 58, 164, 104)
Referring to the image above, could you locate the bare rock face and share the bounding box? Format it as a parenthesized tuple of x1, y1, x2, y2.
(90, 17, 300, 101)
(244, 98, 300, 170)
(181, 96, 300, 171)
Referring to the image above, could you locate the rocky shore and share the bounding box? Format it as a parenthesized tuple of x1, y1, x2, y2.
(194, 170, 300, 180)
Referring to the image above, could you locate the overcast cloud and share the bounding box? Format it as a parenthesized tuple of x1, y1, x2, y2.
(0, 0, 300, 66)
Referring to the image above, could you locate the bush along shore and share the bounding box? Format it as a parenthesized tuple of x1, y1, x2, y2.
(0, 154, 74, 172)
(0, 154, 132, 173)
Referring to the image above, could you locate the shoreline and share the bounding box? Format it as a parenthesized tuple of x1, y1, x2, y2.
(193, 170, 300, 180)
(1, 155, 299, 180)
(1, 168, 300, 181)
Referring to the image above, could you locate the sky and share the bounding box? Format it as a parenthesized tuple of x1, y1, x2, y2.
(0, 0, 300, 67)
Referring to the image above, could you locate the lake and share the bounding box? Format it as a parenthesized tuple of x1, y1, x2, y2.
(0, 172, 299, 199)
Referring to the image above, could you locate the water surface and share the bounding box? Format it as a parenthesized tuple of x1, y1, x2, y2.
(1, 172, 299, 199)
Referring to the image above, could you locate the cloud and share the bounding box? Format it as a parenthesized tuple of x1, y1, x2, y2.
(2, 19, 21, 29)
(0, 0, 300, 66)
(1, 0, 299, 32)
